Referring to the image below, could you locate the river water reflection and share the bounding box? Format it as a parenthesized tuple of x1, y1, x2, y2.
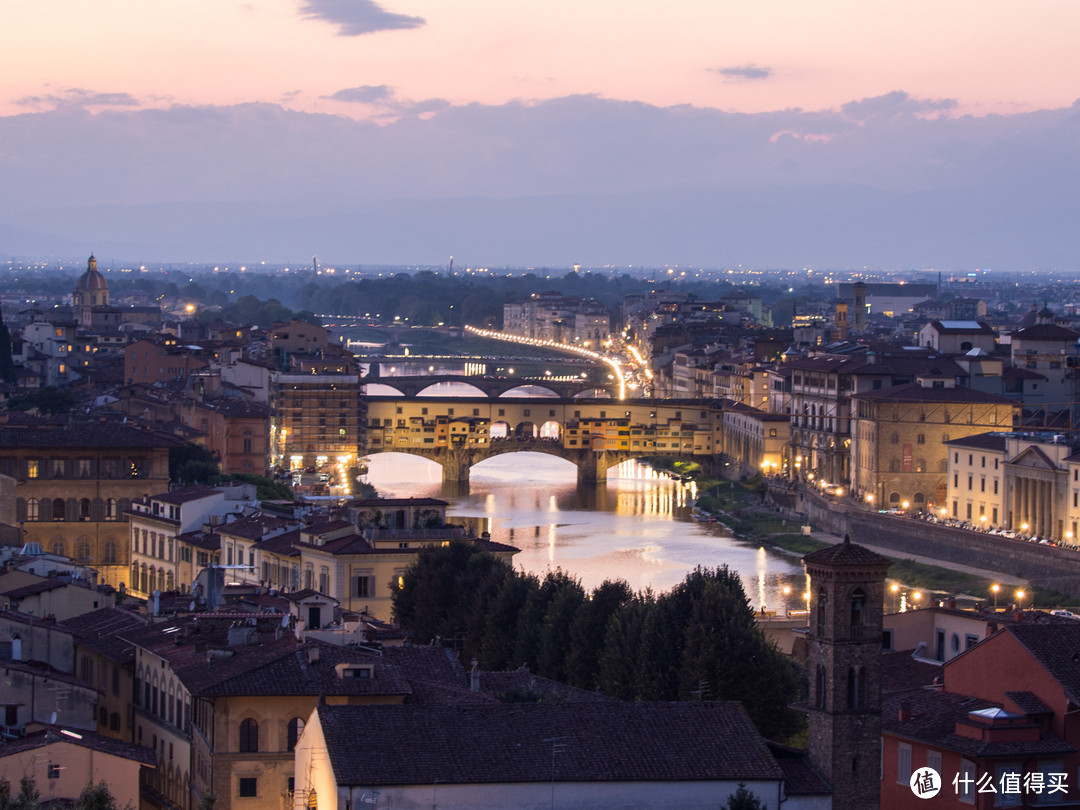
(364, 453, 809, 613)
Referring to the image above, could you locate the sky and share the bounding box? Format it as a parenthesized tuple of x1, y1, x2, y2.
(2, 0, 1079, 268)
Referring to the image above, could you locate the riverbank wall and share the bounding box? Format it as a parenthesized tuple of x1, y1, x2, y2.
(777, 485, 1080, 598)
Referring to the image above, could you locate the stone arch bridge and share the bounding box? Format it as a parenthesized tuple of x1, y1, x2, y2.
(364, 396, 723, 485)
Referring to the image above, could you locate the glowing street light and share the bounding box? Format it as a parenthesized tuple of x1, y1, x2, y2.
(890, 583, 900, 612)
(991, 583, 1000, 610)
(1016, 589, 1027, 610)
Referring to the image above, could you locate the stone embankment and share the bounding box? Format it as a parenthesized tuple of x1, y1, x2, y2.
(772, 484, 1080, 598)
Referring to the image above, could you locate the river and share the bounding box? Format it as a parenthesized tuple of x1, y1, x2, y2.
(363, 453, 809, 614)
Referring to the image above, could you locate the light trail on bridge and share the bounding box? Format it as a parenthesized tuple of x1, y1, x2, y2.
(464, 325, 628, 400)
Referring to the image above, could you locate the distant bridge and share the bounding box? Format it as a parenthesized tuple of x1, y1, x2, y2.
(364, 396, 723, 485)
(365, 373, 617, 399)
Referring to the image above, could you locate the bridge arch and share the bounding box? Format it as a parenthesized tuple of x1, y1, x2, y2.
(415, 380, 489, 397)
(499, 384, 561, 398)
(539, 420, 561, 439)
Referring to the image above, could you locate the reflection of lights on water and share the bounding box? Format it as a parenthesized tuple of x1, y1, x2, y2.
(548, 523, 557, 563)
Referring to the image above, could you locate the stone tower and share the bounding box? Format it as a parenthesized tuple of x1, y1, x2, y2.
(850, 282, 867, 332)
(802, 536, 890, 810)
(73, 254, 109, 308)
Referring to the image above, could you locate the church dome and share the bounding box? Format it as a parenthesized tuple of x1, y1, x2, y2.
(76, 254, 108, 291)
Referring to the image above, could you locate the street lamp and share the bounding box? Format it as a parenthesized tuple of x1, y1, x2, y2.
(890, 583, 900, 613)
(912, 591, 922, 609)
(1016, 589, 1027, 611)
(991, 584, 1000, 611)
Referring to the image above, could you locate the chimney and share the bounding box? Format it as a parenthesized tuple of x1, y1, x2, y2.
(898, 702, 911, 722)
(308, 645, 320, 664)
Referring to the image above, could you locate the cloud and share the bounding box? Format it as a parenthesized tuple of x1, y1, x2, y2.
(712, 65, 772, 82)
(324, 85, 449, 117)
(325, 85, 393, 103)
(15, 88, 140, 110)
(841, 91, 957, 121)
(298, 0, 424, 35)
(2, 94, 1080, 267)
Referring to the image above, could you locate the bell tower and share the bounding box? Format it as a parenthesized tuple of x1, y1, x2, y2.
(802, 535, 890, 810)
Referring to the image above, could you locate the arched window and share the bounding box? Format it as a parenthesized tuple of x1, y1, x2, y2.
(850, 588, 866, 628)
(239, 718, 259, 753)
(287, 717, 305, 751)
(76, 541, 91, 562)
(889, 492, 900, 504)
(889, 459, 900, 472)
(104, 540, 117, 564)
(106, 499, 117, 520)
(27, 498, 39, 521)
(913, 492, 926, 504)
(890, 433, 899, 444)
(53, 499, 66, 521)
(51, 540, 66, 557)
(816, 587, 827, 635)
(80, 498, 91, 519)
(846, 667, 866, 709)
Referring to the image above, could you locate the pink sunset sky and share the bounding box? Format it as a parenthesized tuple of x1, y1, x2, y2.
(2, 0, 1079, 267)
(4, 0, 1077, 118)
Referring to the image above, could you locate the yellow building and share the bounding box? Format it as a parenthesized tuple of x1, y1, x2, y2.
(0, 726, 154, 809)
(3, 422, 176, 587)
(849, 384, 1018, 511)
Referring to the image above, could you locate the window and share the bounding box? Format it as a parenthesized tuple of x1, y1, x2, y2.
(238, 778, 257, 798)
(238, 718, 259, 753)
(897, 743, 912, 784)
(287, 717, 305, 751)
(48, 764, 61, 779)
(26, 460, 39, 478)
(994, 762, 1022, 807)
(26, 498, 38, 521)
(916, 434, 925, 444)
(354, 574, 373, 598)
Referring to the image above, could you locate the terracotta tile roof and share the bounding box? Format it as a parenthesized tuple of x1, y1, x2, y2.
(802, 537, 892, 569)
(203, 643, 412, 698)
(1, 579, 67, 599)
(1009, 324, 1080, 341)
(1005, 690, 1053, 715)
(317, 701, 783, 786)
(178, 530, 220, 551)
(253, 528, 303, 556)
(882, 687, 1074, 759)
(217, 514, 297, 541)
(58, 606, 150, 664)
(0, 423, 182, 448)
(348, 497, 449, 508)
(0, 726, 156, 767)
(767, 743, 831, 795)
(119, 621, 299, 694)
(851, 382, 1017, 405)
(1006, 624, 1080, 705)
(148, 486, 221, 505)
(881, 650, 943, 694)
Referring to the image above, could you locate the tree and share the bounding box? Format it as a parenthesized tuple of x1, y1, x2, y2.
(74, 780, 131, 810)
(7, 776, 39, 810)
(565, 579, 633, 689)
(725, 783, 766, 810)
(391, 542, 512, 655)
(169, 442, 220, 484)
(5, 386, 76, 415)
